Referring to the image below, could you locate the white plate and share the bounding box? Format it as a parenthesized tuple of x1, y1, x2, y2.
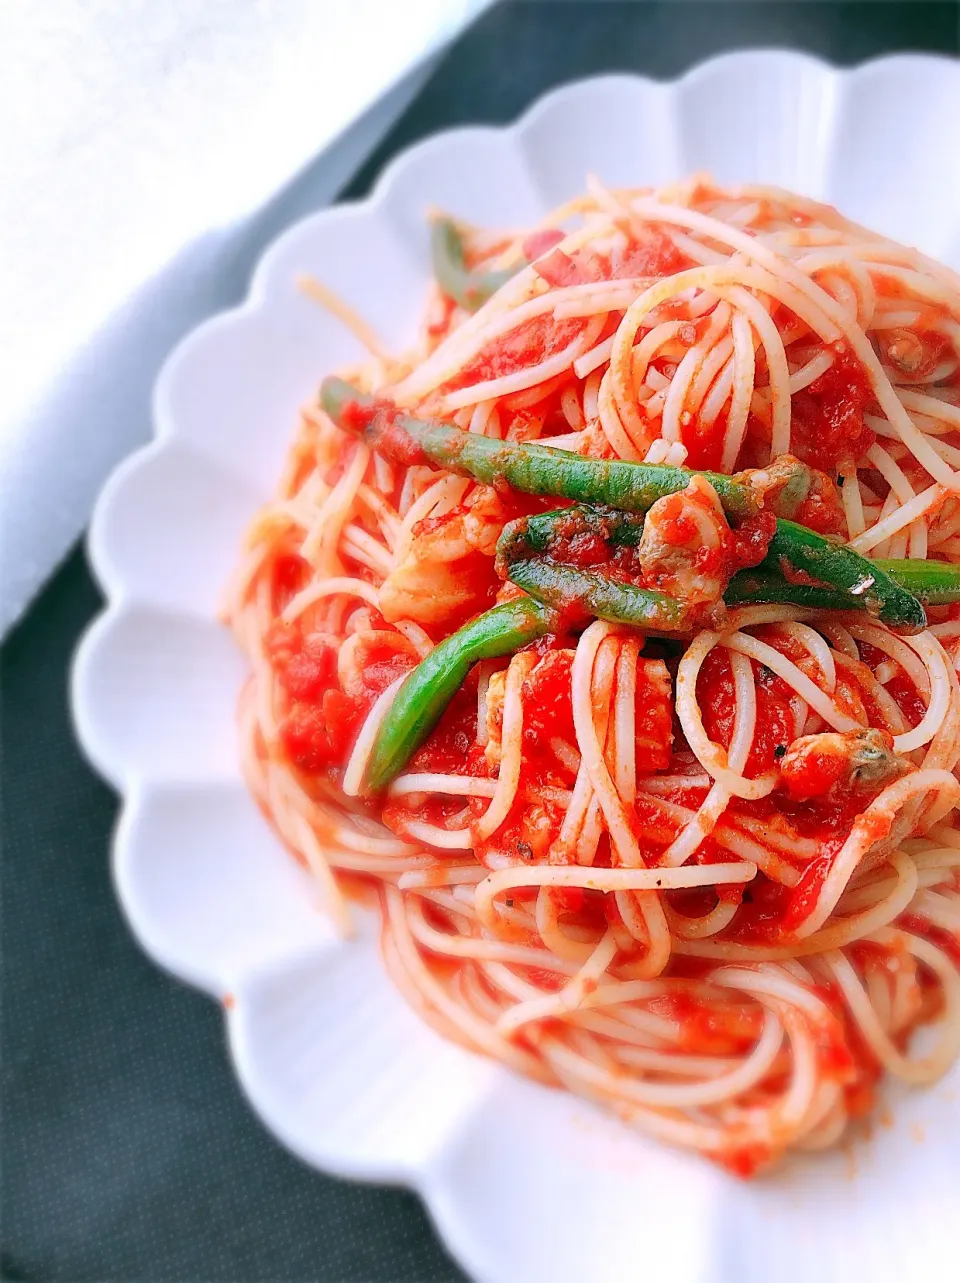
(73, 53, 960, 1283)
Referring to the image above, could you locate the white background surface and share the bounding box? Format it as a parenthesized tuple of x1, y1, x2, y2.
(72, 56, 960, 1283)
(0, 0, 486, 633)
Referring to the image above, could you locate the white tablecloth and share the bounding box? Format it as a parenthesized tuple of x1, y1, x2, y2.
(0, 0, 487, 634)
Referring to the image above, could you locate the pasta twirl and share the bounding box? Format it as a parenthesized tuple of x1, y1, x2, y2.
(228, 177, 960, 1175)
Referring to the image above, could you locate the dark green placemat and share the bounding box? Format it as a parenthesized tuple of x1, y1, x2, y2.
(3, 4, 958, 1281)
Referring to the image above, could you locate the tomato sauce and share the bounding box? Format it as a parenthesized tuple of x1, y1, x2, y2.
(269, 624, 416, 777)
(446, 315, 586, 393)
(550, 886, 587, 914)
(521, 229, 566, 262)
(665, 884, 724, 922)
(630, 793, 688, 848)
(697, 650, 794, 777)
(426, 291, 456, 340)
(780, 849, 835, 931)
(471, 792, 569, 866)
(714, 828, 842, 938)
(885, 673, 927, 727)
(778, 778, 886, 843)
(681, 411, 726, 471)
(279, 695, 366, 775)
(270, 627, 337, 702)
(532, 248, 590, 289)
(847, 641, 929, 733)
(714, 1142, 776, 1180)
(272, 553, 309, 611)
(634, 664, 674, 774)
(646, 989, 762, 1056)
(519, 650, 578, 762)
(898, 914, 960, 968)
(410, 681, 484, 777)
(615, 230, 692, 280)
(727, 509, 778, 575)
(447, 231, 693, 393)
(719, 874, 794, 944)
(809, 1001, 858, 1082)
(529, 229, 691, 291)
(790, 344, 876, 470)
(532, 508, 645, 581)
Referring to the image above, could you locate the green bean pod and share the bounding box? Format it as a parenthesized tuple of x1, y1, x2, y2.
(430, 219, 520, 312)
(727, 560, 960, 612)
(321, 383, 927, 634)
(500, 505, 647, 559)
(320, 379, 759, 520)
(874, 558, 960, 605)
(365, 596, 554, 793)
(498, 508, 698, 632)
(724, 571, 863, 612)
(507, 559, 694, 633)
(762, 522, 926, 633)
(498, 504, 927, 634)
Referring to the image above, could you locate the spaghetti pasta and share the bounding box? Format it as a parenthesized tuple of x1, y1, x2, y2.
(228, 177, 960, 1175)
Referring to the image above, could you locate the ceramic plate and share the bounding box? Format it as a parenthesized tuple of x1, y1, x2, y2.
(73, 52, 960, 1283)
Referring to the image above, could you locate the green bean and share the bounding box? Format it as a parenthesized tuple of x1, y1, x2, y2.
(762, 523, 926, 632)
(724, 571, 862, 612)
(430, 218, 520, 313)
(727, 560, 960, 612)
(365, 596, 554, 793)
(499, 505, 646, 559)
(507, 559, 693, 633)
(320, 379, 758, 519)
(362, 553, 950, 792)
(319, 376, 373, 425)
(498, 508, 704, 632)
(321, 383, 927, 633)
(364, 554, 953, 790)
(874, 558, 960, 605)
(496, 503, 926, 634)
